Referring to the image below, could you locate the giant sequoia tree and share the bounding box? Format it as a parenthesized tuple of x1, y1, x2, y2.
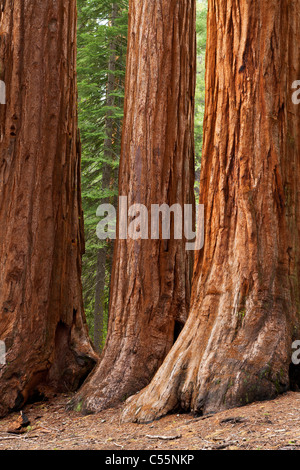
(0, 0, 97, 417)
(122, 0, 300, 422)
(71, 0, 196, 413)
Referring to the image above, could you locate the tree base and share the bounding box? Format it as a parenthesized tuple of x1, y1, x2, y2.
(121, 301, 293, 423)
(68, 353, 154, 414)
(0, 320, 97, 418)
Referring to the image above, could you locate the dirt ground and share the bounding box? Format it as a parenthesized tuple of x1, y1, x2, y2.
(1, 391, 300, 450)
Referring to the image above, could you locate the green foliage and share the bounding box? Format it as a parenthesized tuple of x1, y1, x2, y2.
(195, 0, 207, 200)
(77, 0, 128, 335)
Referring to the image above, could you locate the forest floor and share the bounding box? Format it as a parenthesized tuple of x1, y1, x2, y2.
(1, 391, 300, 450)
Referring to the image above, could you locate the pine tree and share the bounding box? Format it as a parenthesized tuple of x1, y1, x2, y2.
(194, 0, 207, 200)
(77, 0, 128, 348)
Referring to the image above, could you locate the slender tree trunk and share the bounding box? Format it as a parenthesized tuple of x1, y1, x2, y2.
(71, 0, 196, 414)
(0, 0, 97, 417)
(94, 3, 119, 352)
(93, 249, 107, 352)
(122, 0, 300, 423)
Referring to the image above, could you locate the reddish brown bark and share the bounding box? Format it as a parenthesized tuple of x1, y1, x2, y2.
(71, 0, 196, 414)
(0, 0, 97, 417)
(122, 0, 300, 423)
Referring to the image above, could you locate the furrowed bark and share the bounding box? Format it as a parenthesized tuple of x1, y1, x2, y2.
(0, 0, 97, 417)
(70, 0, 196, 414)
(122, 0, 300, 423)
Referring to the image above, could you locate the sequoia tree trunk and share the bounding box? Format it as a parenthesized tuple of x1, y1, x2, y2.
(71, 0, 196, 414)
(122, 0, 300, 423)
(0, 0, 97, 417)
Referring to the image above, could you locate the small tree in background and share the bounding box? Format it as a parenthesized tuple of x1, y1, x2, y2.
(77, 0, 128, 350)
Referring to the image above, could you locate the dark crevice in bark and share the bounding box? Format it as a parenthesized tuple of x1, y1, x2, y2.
(173, 321, 184, 345)
(289, 363, 300, 392)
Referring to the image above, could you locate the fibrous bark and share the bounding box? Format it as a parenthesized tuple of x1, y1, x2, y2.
(122, 0, 300, 423)
(0, 0, 97, 417)
(71, 0, 196, 414)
